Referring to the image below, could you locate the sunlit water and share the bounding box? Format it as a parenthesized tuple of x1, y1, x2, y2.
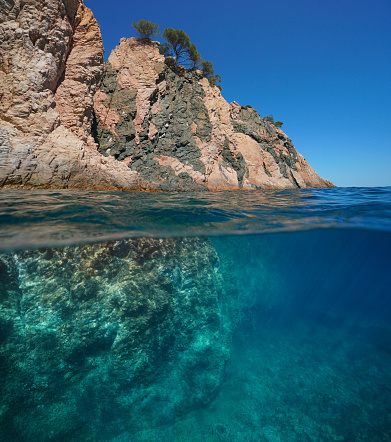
(0, 187, 390, 441)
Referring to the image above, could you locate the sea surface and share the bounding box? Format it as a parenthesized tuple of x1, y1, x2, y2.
(0, 187, 390, 441)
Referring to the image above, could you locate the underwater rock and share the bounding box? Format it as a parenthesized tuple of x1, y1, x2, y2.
(0, 237, 235, 440)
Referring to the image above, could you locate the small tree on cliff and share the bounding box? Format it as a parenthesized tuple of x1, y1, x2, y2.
(160, 28, 191, 71)
(201, 60, 213, 76)
(132, 20, 160, 40)
(160, 36, 202, 70)
(264, 115, 283, 128)
(188, 43, 202, 69)
(264, 114, 275, 124)
(159, 28, 222, 89)
(201, 60, 222, 90)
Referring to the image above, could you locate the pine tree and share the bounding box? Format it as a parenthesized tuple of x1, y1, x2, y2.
(161, 28, 191, 70)
(132, 20, 160, 40)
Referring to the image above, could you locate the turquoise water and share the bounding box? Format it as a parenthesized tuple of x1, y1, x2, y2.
(0, 188, 390, 441)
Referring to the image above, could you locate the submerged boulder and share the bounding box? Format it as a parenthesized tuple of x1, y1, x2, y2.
(0, 238, 236, 440)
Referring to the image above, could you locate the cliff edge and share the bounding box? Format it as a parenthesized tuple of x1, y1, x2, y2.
(0, 0, 148, 190)
(0, 0, 334, 190)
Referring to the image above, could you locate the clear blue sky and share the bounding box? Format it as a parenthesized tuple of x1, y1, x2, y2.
(85, 0, 391, 187)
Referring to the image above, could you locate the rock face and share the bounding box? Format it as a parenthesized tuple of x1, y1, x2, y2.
(93, 38, 334, 191)
(0, 238, 237, 440)
(0, 0, 147, 190)
(0, 1, 333, 190)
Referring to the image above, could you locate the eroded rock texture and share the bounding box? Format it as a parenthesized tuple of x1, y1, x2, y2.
(0, 238, 237, 440)
(93, 38, 334, 191)
(0, 0, 147, 190)
(0, 1, 333, 190)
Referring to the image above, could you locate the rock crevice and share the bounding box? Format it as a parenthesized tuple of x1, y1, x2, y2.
(0, 1, 334, 190)
(93, 38, 334, 190)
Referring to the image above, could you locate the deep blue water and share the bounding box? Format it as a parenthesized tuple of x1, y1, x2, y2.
(0, 187, 390, 441)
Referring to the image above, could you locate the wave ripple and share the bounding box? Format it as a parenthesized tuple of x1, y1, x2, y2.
(1, 187, 390, 251)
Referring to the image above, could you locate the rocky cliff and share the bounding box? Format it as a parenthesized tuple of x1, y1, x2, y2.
(94, 38, 333, 191)
(0, 0, 146, 189)
(0, 0, 334, 190)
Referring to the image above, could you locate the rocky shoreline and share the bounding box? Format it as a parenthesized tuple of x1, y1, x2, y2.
(0, 0, 334, 191)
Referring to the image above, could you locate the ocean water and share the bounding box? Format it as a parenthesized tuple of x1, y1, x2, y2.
(0, 187, 390, 441)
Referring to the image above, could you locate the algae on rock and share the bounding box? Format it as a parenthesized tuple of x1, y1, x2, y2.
(0, 237, 239, 440)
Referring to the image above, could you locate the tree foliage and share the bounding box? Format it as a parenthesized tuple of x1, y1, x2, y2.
(132, 20, 160, 39)
(161, 28, 191, 70)
(201, 60, 221, 89)
(201, 60, 214, 76)
(159, 43, 172, 57)
(264, 115, 283, 128)
(159, 27, 222, 89)
(188, 43, 202, 69)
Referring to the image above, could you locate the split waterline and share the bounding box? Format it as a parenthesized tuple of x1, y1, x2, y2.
(1, 187, 391, 252)
(0, 187, 390, 440)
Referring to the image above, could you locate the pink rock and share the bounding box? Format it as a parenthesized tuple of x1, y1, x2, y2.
(0, 1, 334, 191)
